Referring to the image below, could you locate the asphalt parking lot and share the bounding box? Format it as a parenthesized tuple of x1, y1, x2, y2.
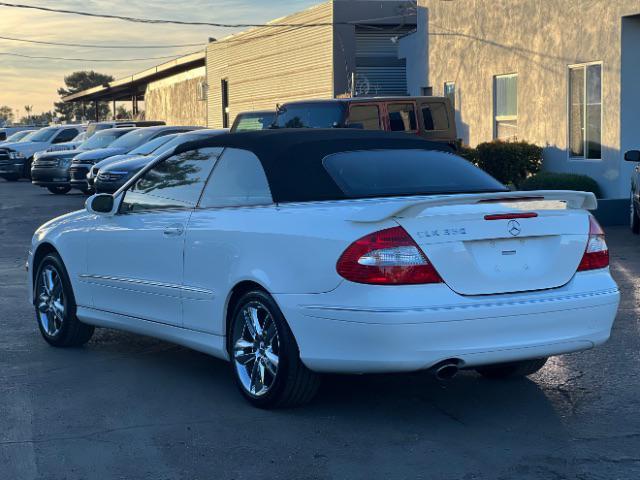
(1, 180, 639, 480)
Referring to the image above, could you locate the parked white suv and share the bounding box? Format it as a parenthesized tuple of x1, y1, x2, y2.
(0, 125, 84, 181)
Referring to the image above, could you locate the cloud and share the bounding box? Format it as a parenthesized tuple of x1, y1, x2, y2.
(0, 0, 322, 116)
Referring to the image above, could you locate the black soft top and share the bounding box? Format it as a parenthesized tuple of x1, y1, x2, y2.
(174, 129, 454, 203)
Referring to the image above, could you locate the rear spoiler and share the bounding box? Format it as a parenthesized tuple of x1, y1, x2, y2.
(349, 190, 597, 223)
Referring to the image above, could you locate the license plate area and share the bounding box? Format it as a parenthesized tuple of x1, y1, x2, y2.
(464, 236, 553, 276)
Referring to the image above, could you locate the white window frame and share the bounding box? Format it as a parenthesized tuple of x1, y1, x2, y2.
(567, 61, 603, 162)
(444, 81, 456, 110)
(493, 73, 518, 140)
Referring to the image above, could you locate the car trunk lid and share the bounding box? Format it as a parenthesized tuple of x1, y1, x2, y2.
(349, 191, 595, 295)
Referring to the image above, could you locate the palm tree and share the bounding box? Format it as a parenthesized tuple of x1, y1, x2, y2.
(24, 105, 33, 123)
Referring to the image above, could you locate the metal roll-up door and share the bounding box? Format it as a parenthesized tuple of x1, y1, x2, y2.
(354, 26, 414, 97)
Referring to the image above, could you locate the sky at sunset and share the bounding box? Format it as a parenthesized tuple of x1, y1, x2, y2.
(0, 0, 321, 119)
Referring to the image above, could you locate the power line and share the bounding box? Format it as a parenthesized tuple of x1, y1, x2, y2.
(0, 2, 334, 27)
(0, 52, 186, 62)
(0, 34, 204, 49)
(0, 2, 414, 28)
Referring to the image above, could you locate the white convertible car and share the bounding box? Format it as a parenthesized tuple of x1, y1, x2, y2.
(27, 130, 620, 408)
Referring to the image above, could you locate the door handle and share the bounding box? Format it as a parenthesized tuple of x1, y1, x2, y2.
(163, 224, 184, 237)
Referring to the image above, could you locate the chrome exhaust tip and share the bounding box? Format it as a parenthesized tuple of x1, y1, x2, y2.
(431, 359, 461, 380)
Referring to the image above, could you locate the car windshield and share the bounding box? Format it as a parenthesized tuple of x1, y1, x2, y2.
(72, 132, 87, 142)
(86, 123, 115, 138)
(109, 129, 159, 151)
(79, 129, 131, 150)
(19, 131, 38, 142)
(323, 149, 507, 198)
(28, 127, 58, 142)
(148, 132, 206, 155)
(5, 130, 32, 142)
(274, 103, 344, 128)
(128, 134, 178, 156)
(233, 112, 275, 132)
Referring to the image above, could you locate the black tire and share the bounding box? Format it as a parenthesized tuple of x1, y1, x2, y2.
(34, 253, 94, 347)
(476, 358, 548, 379)
(229, 290, 320, 408)
(2, 174, 19, 182)
(631, 193, 640, 234)
(47, 186, 71, 195)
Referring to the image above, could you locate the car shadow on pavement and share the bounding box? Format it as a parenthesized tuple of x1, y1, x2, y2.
(18, 327, 575, 479)
(83, 327, 567, 438)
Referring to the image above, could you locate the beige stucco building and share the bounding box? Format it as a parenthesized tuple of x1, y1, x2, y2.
(62, 51, 208, 126)
(145, 66, 207, 127)
(402, 0, 640, 200)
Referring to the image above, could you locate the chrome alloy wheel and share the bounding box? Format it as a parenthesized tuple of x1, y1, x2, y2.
(233, 302, 280, 397)
(37, 265, 66, 337)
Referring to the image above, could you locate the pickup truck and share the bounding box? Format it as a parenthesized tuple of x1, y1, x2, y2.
(0, 125, 84, 181)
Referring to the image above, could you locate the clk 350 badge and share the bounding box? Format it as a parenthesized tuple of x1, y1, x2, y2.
(416, 228, 467, 239)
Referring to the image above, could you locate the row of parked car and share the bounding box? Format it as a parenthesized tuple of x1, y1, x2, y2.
(0, 121, 226, 195)
(0, 96, 459, 196)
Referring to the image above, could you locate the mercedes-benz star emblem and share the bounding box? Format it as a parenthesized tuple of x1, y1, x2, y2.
(507, 220, 522, 237)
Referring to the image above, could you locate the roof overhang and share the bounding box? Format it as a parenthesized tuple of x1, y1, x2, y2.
(62, 50, 206, 103)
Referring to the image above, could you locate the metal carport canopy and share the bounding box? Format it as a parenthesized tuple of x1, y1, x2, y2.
(61, 50, 206, 103)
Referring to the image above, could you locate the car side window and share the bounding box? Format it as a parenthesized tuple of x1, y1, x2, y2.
(347, 105, 381, 130)
(421, 103, 450, 131)
(388, 103, 417, 132)
(120, 147, 222, 213)
(199, 148, 273, 209)
(53, 128, 80, 144)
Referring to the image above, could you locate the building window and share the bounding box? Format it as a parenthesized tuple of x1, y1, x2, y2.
(444, 82, 455, 110)
(494, 74, 518, 140)
(569, 63, 602, 159)
(221, 78, 229, 129)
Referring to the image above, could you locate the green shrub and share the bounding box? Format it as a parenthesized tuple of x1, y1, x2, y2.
(472, 140, 543, 187)
(520, 172, 602, 198)
(457, 145, 477, 164)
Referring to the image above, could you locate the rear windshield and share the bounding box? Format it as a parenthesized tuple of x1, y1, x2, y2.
(323, 149, 507, 198)
(232, 112, 275, 132)
(274, 103, 345, 129)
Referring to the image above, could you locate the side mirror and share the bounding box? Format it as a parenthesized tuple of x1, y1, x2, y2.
(624, 150, 640, 162)
(86, 194, 115, 216)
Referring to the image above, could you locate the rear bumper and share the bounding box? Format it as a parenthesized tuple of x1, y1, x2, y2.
(274, 270, 620, 374)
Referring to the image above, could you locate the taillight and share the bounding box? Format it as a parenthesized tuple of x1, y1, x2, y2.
(577, 215, 609, 271)
(336, 226, 442, 285)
